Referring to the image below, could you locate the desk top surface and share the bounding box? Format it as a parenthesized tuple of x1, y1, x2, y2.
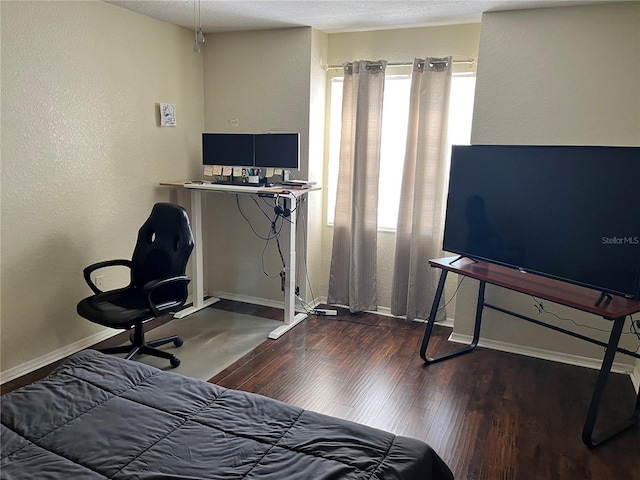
(160, 181, 320, 196)
(432, 256, 640, 320)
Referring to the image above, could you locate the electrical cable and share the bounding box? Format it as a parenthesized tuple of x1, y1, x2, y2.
(295, 294, 317, 315)
(530, 296, 637, 336)
(249, 195, 276, 222)
(259, 215, 284, 279)
(435, 275, 466, 313)
(630, 314, 640, 352)
(312, 312, 423, 330)
(290, 195, 339, 317)
(235, 194, 286, 279)
(296, 196, 317, 309)
(272, 219, 286, 270)
(235, 195, 273, 241)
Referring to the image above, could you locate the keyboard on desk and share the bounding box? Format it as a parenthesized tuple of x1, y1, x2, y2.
(185, 181, 273, 191)
(212, 181, 266, 187)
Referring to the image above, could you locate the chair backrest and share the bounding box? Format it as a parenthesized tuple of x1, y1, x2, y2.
(130, 203, 194, 291)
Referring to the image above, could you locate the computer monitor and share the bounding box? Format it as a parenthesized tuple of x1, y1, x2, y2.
(202, 133, 254, 166)
(253, 133, 300, 170)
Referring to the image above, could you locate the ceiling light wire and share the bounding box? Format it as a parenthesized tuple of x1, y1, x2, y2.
(192, 0, 205, 53)
(192, 0, 200, 53)
(197, 0, 205, 43)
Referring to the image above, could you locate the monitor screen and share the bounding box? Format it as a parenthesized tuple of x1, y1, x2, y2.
(202, 133, 254, 166)
(254, 133, 300, 170)
(442, 145, 640, 299)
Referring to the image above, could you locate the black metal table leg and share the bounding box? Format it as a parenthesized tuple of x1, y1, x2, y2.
(420, 270, 486, 365)
(582, 315, 640, 447)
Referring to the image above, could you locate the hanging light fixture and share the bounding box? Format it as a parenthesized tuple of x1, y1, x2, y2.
(197, 0, 206, 44)
(193, 0, 205, 53)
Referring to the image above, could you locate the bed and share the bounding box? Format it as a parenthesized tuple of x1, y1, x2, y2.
(1, 350, 453, 479)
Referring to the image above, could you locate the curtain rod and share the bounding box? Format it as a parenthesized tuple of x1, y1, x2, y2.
(323, 58, 476, 71)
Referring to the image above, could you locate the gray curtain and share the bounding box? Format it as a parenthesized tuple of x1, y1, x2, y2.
(327, 60, 387, 312)
(391, 57, 452, 321)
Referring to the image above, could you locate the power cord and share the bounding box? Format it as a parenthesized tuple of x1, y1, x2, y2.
(295, 196, 319, 312)
(435, 275, 466, 313)
(235, 194, 286, 279)
(630, 314, 640, 353)
(530, 296, 638, 337)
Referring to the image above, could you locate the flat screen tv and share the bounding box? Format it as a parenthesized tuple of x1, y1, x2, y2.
(443, 145, 640, 300)
(202, 133, 254, 166)
(254, 133, 300, 170)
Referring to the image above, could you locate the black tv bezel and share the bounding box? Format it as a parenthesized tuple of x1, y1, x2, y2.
(442, 144, 640, 300)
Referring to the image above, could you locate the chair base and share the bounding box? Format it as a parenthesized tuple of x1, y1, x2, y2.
(100, 323, 183, 368)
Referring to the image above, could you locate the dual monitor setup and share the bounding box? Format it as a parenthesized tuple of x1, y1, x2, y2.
(202, 132, 299, 186)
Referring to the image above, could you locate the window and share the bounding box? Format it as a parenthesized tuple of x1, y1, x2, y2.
(327, 73, 476, 230)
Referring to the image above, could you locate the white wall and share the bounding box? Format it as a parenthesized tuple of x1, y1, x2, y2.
(3, 0, 637, 381)
(200, 27, 323, 305)
(472, 3, 639, 146)
(306, 30, 330, 305)
(456, 2, 640, 364)
(1, 1, 204, 375)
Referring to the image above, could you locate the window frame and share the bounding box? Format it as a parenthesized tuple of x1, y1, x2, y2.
(325, 71, 476, 232)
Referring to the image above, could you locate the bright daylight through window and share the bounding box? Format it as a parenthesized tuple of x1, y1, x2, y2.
(327, 73, 476, 230)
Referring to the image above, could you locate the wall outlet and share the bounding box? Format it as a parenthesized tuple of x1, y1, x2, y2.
(93, 274, 105, 290)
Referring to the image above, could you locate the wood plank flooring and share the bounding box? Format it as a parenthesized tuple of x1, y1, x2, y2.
(211, 302, 640, 480)
(3, 299, 639, 479)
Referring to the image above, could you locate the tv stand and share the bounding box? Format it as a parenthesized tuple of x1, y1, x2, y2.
(448, 255, 478, 265)
(420, 256, 640, 448)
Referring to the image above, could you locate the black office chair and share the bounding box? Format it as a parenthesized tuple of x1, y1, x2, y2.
(77, 203, 194, 368)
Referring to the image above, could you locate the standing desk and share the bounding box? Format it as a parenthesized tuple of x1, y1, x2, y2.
(421, 256, 640, 448)
(160, 181, 319, 339)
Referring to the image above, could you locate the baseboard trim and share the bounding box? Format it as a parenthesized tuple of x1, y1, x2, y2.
(631, 363, 640, 393)
(1, 294, 197, 386)
(8, 295, 636, 395)
(449, 332, 636, 376)
(0, 329, 118, 385)
(208, 292, 640, 393)
(318, 299, 455, 327)
(209, 290, 326, 315)
(209, 290, 290, 311)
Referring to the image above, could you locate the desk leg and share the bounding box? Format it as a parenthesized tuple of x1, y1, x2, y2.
(420, 272, 484, 364)
(269, 194, 307, 339)
(582, 315, 640, 447)
(174, 189, 219, 318)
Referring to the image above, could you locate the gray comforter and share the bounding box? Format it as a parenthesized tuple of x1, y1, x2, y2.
(1, 350, 453, 479)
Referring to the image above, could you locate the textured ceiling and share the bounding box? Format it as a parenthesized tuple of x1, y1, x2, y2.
(105, 0, 617, 34)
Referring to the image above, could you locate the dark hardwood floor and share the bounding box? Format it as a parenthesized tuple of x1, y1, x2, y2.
(3, 300, 639, 479)
(210, 302, 640, 480)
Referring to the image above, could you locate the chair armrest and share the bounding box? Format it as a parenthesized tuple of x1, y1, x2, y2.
(143, 275, 191, 317)
(83, 259, 132, 294)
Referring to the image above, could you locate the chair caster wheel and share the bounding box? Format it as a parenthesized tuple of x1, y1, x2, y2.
(174, 338, 184, 348)
(170, 357, 181, 368)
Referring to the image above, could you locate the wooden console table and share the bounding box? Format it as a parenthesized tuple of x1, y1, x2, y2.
(420, 256, 640, 448)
